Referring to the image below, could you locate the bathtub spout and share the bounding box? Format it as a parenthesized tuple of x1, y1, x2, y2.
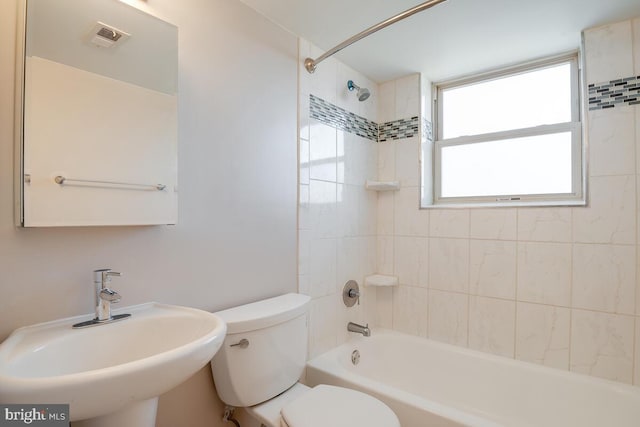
(347, 322, 371, 337)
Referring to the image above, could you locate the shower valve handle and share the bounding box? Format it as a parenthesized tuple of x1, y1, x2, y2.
(348, 289, 360, 305)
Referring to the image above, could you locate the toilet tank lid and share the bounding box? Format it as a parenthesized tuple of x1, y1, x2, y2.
(214, 293, 311, 334)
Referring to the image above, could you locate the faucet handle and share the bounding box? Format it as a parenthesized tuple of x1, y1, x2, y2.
(104, 271, 121, 281)
(348, 289, 361, 305)
(93, 269, 122, 287)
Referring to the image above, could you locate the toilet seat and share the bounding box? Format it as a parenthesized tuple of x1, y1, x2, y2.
(280, 384, 400, 427)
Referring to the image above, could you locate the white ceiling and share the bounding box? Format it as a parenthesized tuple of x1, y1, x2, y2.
(239, 0, 640, 83)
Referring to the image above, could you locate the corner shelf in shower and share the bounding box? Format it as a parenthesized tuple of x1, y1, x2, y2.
(365, 180, 400, 191)
(364, 274, 398, 287)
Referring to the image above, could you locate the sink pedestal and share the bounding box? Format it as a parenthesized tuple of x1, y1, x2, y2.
(74, 398, 158, 427)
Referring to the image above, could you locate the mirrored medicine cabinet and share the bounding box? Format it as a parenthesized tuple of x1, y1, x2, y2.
(15, 0, 178, 227)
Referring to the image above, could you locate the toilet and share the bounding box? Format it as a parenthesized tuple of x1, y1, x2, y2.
(210, 293, 400, 427)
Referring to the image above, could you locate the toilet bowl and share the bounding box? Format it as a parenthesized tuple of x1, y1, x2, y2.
(210, 293, 399, 427)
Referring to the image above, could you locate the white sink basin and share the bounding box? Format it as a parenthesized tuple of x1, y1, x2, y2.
(0, 303, 226, 425)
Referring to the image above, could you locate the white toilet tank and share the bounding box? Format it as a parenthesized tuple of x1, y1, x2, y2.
(211, 293, 311, 407)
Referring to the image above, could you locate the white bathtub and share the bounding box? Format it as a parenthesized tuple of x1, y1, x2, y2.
(305, 330, 640, 427)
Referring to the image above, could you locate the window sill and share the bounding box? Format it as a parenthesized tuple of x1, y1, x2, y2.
(420, 199, 587, 209)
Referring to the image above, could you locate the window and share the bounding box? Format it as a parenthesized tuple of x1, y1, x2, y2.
(425, 53, 584, 207)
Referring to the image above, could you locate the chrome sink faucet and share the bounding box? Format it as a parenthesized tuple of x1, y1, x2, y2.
(73, 269, 130, 328)
(95, 269, 122, 321)
(347, 322, 371, 337)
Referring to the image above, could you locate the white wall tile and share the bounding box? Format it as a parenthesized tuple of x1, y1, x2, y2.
(394, 186, 428, 236)
(392, 285, 428, 337)
(395, 74, 420, 119)
(573, 175, 635, 245)
(309, 121, 337, 182)
(584, 20, 634, 84)
(517, 242, 571, 306)
(336, 131, 348, 185)
(588, 107, 636, 177)
(378, 141, 396, 182)
(359, 188, 378, 236)
(428, 290, 468, 347)
(300, 138, 310, 185)
(377, 192, 394, 236)
(376, 287, 393, 328)
(572, 244, 636, 315)
(298, 274, 310, 297)
(430, 209, 470, 238)
(362, 286, 377, 328)
(516, 303, 570, 370)
(309, 238, 337, 298)
(337, 184, 359, 237)
(394, 236, 429, 288)
(377, 236, 394, 276)
(309, 180, 337, 239)
(420, 73, 431, 117)
(469, 296, 515, 358)
(469, 209, 517, 240)
(361, 137, 378, 185)
(377, 80, 396, 124)
(299, 184, 310, 230)
(469, 240, 517, 300)
(570, 309, 634, 384)
(429, 238, 469, 293)
(337, 237, 363, 289)
(298, 229, 310, 277)
(299, 92, 310, 142)
(395, 139, 421, 187)
(517, 208, 572, 243)
(362, 236, 377, 276)
(308, 295, 338, 359)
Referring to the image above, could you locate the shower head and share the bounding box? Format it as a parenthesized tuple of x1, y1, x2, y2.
(347, 80, 370, 102)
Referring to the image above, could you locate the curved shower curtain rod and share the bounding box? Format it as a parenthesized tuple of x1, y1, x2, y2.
(304, 0, 448, 74)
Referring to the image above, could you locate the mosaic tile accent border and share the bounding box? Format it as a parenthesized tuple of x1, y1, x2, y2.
(378, 117, 420, 142)
(309, 95, 378, 141)
(309, 94, 423, 143)
(423, 118, 433, 143)
(588, 75, 640, 111)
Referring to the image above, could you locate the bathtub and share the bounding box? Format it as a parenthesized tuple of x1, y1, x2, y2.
(305, 330, 640, 427)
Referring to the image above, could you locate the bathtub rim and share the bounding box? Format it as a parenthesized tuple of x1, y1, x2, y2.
(306, 329, 640, 427)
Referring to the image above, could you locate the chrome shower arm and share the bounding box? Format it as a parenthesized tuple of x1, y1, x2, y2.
(304, 0, 448, 74)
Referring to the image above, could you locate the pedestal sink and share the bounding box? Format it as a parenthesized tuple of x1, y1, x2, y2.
(0, 303, 226, 426)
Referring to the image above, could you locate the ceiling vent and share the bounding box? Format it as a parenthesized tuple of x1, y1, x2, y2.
(88, 22, 130, 48)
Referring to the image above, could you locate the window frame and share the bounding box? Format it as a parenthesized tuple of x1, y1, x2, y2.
(428, 52, 585, 208)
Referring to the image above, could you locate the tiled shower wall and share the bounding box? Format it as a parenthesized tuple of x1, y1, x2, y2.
(298, 39, 379, 358)
(377, 18, 640, 386)
(298, 37, 428, 357)
(299, 17, 640, 387)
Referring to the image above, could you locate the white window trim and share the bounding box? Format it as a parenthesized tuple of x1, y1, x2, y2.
(425, 51, 586, 208)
